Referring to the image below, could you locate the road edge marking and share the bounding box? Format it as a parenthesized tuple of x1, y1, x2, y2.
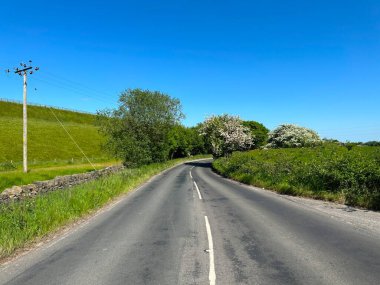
(205, 216, 216, 285)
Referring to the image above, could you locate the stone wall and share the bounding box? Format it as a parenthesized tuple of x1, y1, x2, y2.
(0, 165, 124, 203)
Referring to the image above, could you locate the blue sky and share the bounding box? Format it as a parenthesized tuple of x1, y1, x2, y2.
(1, 0, 379, 142)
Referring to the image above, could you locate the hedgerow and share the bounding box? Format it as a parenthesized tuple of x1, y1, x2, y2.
(213, 144, 380, 210)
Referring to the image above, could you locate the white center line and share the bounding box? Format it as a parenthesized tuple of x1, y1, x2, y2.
(205, 216, 216, 285)
(193, 181, 203, 200)
(189, 166, 194, 178)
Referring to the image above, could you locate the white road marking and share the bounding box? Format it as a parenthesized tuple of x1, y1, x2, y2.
(193, 181, 203, 200)
(190, 171, 193, 179)
(205, 216, 216, 285)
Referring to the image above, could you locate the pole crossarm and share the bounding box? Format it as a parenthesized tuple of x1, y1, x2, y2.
(14, 66, 32, 74)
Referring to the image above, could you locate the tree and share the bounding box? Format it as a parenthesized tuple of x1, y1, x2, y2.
(266, 124, 321, 148)
(167, 125, 191, 159)
(242, 121, 269, 148)
(168, 125, 209, 159)
(364, 141, 380, 146)
(199, 114, 252, 157)
(97, 89, 184, 166)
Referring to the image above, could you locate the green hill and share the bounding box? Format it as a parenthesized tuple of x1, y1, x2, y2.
(0, 100, 108, 165)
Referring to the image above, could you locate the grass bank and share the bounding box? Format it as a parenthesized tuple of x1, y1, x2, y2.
(213, 144, 380, 210)
(0, 155, 210, 259)
(0, 100, 108, 163)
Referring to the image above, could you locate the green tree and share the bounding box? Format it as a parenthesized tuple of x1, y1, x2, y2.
(168, 125, 191, 159)
(242, 121, 269, 148)
(168, 125, 208, 159)
(97, 89, 184, 166)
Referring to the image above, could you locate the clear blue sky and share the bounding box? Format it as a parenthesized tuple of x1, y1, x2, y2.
(1, 0, 379, 142)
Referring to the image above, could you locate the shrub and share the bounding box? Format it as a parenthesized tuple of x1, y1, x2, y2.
(267, 124, 321, 148)
(199, 114, 253, 157)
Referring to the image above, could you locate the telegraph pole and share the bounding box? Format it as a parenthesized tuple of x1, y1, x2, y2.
(6, 61, 39, 173)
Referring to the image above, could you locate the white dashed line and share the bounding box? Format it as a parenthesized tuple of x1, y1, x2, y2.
(205, 216, 216, 285)
(193, 181, 203, 200)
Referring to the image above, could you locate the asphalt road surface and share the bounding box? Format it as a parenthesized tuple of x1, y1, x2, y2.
(1, 160, 380, 285)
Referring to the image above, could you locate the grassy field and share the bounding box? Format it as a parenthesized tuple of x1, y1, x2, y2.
(0, 100, 108, 165)
(0, 155, 210, 259)
(213, 144, 380, 210)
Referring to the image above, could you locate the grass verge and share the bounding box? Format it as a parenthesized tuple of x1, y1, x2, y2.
(0, 155, 210, 259)
(0, 160, 120, 192)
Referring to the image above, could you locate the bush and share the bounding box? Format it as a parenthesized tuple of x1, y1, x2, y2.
(267, 124, 321, 148)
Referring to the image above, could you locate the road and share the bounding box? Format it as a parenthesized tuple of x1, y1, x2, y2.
(1, 160, 380, 284)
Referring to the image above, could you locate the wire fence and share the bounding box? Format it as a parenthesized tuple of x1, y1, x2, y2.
(0, 98, 95, 115)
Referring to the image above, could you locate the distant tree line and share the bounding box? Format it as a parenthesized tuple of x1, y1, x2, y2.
(97, 88, 378, 166)
(97, 89, 272, 165)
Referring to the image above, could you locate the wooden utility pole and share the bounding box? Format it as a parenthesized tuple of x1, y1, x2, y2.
(6, 61, 39, 173)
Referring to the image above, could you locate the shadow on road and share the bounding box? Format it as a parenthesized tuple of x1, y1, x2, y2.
(185, 161, 213, 168)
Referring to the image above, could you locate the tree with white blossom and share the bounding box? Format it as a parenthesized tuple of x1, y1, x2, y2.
(199, 114, 253, 157)
(266, 124, 321, 148)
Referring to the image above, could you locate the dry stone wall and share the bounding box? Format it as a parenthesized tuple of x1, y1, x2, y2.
(0, 165, 124, 203)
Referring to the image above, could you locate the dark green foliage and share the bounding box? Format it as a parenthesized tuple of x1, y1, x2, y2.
(213, 144, 380, 210)
(97, 89, 184, 166)
(168, 125, 208, 159)
(364, 141, 380, 146)
(242, 121, 269, 148)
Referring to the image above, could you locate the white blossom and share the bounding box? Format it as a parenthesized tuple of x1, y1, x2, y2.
(266, 124, 321, 148)
(199, 114, 253, 157)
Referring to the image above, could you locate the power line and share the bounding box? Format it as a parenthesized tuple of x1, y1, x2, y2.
(33, 77, 111, 104)
(49, 107, 96, 171)
(42, 70, 115, 99)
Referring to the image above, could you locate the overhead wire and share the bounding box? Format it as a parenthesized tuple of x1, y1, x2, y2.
(42, 70, 115, 99)
(33, 76, 111, 105)
(48, 107, 97, 171)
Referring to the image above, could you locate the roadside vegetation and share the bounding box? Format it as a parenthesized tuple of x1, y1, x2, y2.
(0, 155, 209, 258)
(213, 145, 380, 210)
(203, 119, 380, 210)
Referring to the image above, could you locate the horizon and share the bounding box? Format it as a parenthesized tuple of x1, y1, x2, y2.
(1, 0, 379, 142)
(1, 97, 377, 144)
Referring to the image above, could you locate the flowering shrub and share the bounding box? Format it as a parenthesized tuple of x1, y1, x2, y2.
(267, 124, 321, 148)
(199, 114, 253, 157)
